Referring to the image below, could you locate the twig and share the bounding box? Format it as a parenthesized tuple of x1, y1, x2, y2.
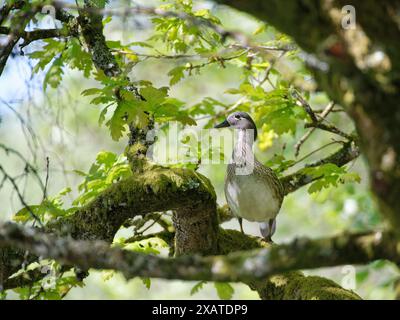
(0, 165, 44, 227)
(305, 122, 354, 140)
(195, 97, 247, 121)
(125, 230, 174, 244)
(0, 143, 45, 192)
(230, 43, 296, 53)
(294, 102, 335, 157)
(42, 157, 50, 201)
(186, 50, 248, 73)
(259, 50, 286, 87)
(291, 89, 318, 123)
(289, 140, 343, 169)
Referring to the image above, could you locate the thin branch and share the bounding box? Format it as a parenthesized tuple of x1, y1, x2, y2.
(0, 0, 24, 25)
(289, 140, 343, 169)
(186, 50, 248, 73)
(0, 2, 39, 75)
(0, 27, 70, 48)
(0, 143, 45, 192)
(113, 50, 196, 60)
(258, 50, 286, 87)
(294, 102, 336, 157)
(42, 157, 50, 201)
(291, 89, 318, 123)
(230, 43, 296, 54)
(305, 122, 354, 141)
(0, 166, 43, 227)
(125, 230, 174, 245)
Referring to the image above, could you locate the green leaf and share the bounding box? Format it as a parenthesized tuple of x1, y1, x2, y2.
(13, 206, 40, 223)
(308, 180, 328, 194)
(141, 277, 151, 289)
(29, 39, 65, 73)
(103, 16, 112, 25)
(253, 24, 266, 35)
(303, 164, 342, 179)
(140, 86, 169, 109)
(96, 151, 117, 168)
(102, 270, 115, 281)
(191, 281, 206, 296)
(356, 269, 369, 284)
(224, 88, 241, 95)
(92, 0, 106, 8)
(106, 103, 127, 141)
(302, 164, 359, 194)
(58, 187, 72, 196)
(99, 104, 113, 126)
(105, 100, 147, 141)
(340, 172, 361, 184)
(370, 260, 387, 269)
(43, 57, 64, 91)
(214, 282, 234, 300)
(168, 66, 185, 85)
(64, 38, 93, 78)
(73, 151, 131, 206)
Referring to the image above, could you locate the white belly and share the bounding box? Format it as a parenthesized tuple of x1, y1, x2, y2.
(225, 174, 280, 222)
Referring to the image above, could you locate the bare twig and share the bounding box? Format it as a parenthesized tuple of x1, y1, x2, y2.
(294, 102, 335, 156)
(291, 91, 354, 156)
(289, 140, 343, 169)
(0, 165, 44, 227)
(42, 157, 50, 201)
(305, 122, 354, 140)
(291, 89, 318, 123)
(0, 143, 45, 192)
(230, 43, 296, 53)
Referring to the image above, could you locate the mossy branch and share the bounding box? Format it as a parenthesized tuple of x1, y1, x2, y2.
(8, 222, 400, 299)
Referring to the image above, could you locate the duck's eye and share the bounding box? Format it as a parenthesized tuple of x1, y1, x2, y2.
(234, 115, 241, 120)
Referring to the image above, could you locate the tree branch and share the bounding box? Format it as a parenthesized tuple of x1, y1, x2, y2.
(281, 141, 360, 194)
(0, 27, 71, 48)
(76, 0, 120, 77)
(304, 122, 354, 141)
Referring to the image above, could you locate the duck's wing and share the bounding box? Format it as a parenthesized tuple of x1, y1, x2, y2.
(254, 160, 285, 205)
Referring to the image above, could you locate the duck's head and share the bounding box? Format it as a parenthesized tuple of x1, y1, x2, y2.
(214, 111, 258, 140)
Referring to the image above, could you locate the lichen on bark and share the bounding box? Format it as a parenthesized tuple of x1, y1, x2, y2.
(253, 272, 361, 300)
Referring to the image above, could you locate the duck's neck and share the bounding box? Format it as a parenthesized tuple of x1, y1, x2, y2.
(232, 129, 255, 166)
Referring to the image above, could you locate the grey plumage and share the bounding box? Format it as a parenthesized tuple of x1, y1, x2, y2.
(215, 112, 284, 241)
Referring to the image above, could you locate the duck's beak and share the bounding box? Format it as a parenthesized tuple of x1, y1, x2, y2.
(214, 119, 230, 128)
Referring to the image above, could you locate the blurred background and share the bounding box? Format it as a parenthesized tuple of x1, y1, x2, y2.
(1, 0, 398, 299)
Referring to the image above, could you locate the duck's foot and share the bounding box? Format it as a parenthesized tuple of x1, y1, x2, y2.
(238, 217, 244, 234)
(264, 236, 274, 244)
